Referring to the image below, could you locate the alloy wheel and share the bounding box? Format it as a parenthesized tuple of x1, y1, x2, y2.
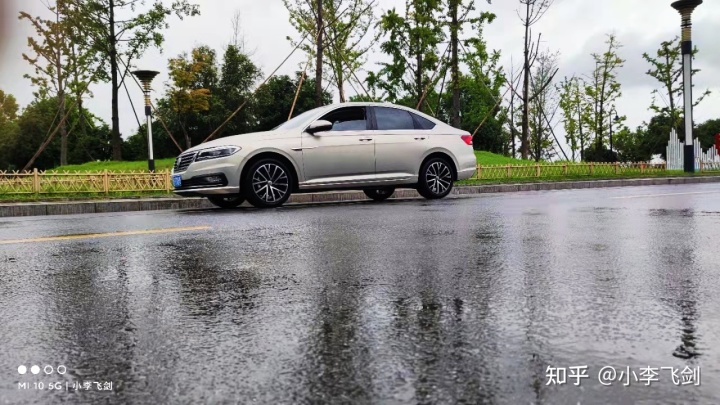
(252, 163, 289, 203)
(425, 161, 452, 195)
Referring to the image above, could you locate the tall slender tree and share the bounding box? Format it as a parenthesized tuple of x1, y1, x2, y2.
(72, 0, 199, 160)
(517, 0, 553, 159)
(642, 36, 710, 131)
(585, 34, 624, 151)
(284, 0, 377, 103)
(19, 0, 78, 166)
(368, 0, 445, 110)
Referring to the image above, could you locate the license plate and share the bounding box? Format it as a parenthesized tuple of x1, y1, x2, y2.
(172, 175, 182, 188)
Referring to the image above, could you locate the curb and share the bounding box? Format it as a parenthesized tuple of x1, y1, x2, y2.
(1, 175, 719, 218)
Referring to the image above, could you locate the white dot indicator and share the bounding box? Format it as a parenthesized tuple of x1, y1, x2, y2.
(30, 365, 40, 375)
(18, 365, 27, 375)
(44, 365, 53, 375)
(57, 365, 66, 375)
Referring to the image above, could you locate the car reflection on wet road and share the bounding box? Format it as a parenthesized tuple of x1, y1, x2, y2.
(1, 183, 719, 404)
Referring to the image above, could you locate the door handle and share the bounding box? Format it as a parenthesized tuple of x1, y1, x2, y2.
(414, 137, 426, 140)
(359, 138, 373, 141)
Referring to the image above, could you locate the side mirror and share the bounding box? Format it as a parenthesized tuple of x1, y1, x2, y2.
(306, 120, 333, 135)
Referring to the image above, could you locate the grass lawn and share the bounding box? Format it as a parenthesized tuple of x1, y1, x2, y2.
(474, 151, 536, 165)
(50, 158, 176, 172)
(53, 152, 522, 172)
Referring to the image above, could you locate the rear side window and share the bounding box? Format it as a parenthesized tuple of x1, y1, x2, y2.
(411, 113, 436, 130)
(319, 107, 367, 131)
(374, 107, 415, 130)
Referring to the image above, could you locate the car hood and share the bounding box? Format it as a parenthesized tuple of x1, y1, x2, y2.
(184, 130, 293, 153)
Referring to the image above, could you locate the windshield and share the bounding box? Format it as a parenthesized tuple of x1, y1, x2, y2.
(272, 107, 324, 131)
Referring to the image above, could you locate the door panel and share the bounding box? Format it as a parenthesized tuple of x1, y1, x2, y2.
(299, 106, 376, 186)
(300, 132, 375, 184)
(372, 107, 430, 179)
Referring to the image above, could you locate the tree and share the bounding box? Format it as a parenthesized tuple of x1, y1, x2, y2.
(438, 26, 505, 152)
(0, 90, 21, 170)
(73, 0, 199, 160)
(558, 76, 591, 161)
(518, 0, 553, 159)
(585, 34, 624, 152)
(19, 0, 78, 166)
(695, 118, 720, 151)
(166, 47, 214, 149)
(284, 0, 377, 104)
(252, 73, 332, 132)
(528, 50, 559, 161)
(219, 44, 261, 137)
(368, 0, 445, 110)
(446, 0, 494, 127)
(643, 36, 710, 130)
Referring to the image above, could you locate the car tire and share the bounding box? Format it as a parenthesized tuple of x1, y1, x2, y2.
(364, 187, 395, 202)
(417, 157, 454, 199)
(243, 158, 293, 208)
(207, 195, 245, 209)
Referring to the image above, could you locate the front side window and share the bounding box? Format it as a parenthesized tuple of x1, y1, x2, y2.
(374, 107, 415, 130)
(319, 107, 367, 131)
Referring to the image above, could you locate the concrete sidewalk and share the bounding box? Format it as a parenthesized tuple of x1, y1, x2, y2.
(1, 175, 719, 218)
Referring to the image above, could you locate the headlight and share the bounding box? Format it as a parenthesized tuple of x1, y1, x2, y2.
(195, 146, 241, 161)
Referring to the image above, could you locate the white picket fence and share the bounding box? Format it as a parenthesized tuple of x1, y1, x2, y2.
(666, 128, 720, 171)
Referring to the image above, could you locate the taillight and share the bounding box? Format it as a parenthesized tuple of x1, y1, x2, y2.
(461, 134, 473, 146)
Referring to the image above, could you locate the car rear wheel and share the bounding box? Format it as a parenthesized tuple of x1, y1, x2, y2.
(243, 158, 292, 208)
(363, 187, 395, 202)
(417, 157, 454, 199)
(207, 195, 245, 209)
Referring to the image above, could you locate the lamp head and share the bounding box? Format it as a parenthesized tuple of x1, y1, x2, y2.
(132, 70, 159, 84)
(671, 0, 703, 12)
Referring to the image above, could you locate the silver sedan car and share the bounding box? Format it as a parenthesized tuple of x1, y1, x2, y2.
(171, 102, 477, 208)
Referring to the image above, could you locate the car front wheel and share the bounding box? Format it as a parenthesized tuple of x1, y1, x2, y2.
(364, 187, 395, 202)
(207, 195, 245, 209)
(243, 158, 292, 208)
(417, 157, 454, 199)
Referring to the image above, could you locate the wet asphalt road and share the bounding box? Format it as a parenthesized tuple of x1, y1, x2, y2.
(1, 183, 719, 405)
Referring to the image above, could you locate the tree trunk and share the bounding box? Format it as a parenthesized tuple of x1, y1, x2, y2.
(577, 101, 584, 161)
(56, 48, 67, 166)
(337, 66, 346, 102)
(109, 0, 122, 160)
(315, 0, 323, 107)
(520, 1, 531, 160)
(510, 89, 516, 158)
(450, 0, 460, 128)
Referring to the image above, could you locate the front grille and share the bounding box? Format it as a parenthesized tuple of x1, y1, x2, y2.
(173, 152, 196, 173)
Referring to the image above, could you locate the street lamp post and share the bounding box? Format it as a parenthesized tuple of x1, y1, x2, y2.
(671, 0, 702, 173)
(132, 70, 160, 172)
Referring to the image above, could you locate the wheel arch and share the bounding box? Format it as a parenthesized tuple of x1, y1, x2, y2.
(420, 150, 458, 181)
(240, 150, 301, 192)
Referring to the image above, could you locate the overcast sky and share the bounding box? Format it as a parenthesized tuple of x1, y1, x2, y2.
(1, 0, 719, 154)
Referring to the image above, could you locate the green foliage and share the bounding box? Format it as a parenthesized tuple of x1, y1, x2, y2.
(528, 51, 559, 161)
(72, 0, 200, 159)
(696, 119, 720, 150)
(252, 74, 331, 133)
(283, 0, 378, 102)
(558, 76, 591, 161)
(368, 0, 445, 109)
(585, 34, 625, 151)
(643, 36, 710, 129)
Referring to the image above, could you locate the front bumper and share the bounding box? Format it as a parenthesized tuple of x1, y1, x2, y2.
(171, 153, 244, 197)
